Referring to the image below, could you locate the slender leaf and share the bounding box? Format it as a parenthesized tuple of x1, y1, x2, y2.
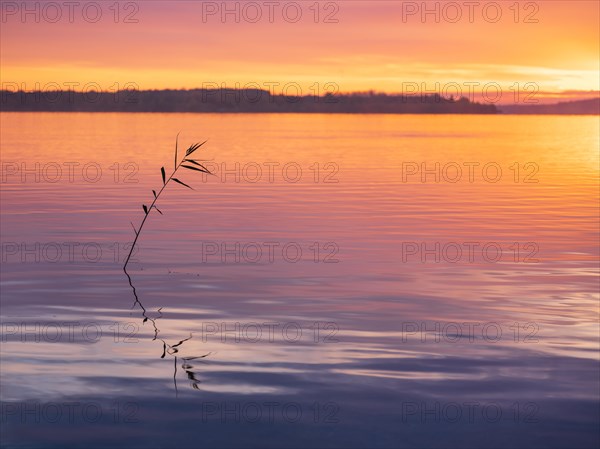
(161, 167, 166, 185)
(143, 317, 148, 323)
(187, 371, 200, 381)
(152, 190, 157, 198)
(186, 140, 207, 156)
(185, 158, 214, 165)
(185, 143, 197, 156)
(182, 164, 210, 174)
(143, 205, 148, 214)
(172, 334, 193, 349)
(183, 353, 212, 361)
(172, 178, 194, 190)
(174, 132, 180, 170)
(184, 159, 212, 172)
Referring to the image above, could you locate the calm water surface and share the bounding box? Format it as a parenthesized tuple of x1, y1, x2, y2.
(1, 113, 598, 448)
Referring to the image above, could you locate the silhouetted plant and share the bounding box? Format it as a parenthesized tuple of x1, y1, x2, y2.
(122, 134, 213, 395)
(124, 134, 211, 269)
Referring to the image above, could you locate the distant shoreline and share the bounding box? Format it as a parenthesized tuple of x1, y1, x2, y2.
(0, 89, 498, 114)
(0, 109, 600, 117)
(1, 90, 598, 115)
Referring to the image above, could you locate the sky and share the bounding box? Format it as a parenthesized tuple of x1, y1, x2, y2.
(1, 0, 599, 104)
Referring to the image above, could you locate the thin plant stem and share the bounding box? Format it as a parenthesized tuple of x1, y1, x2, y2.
(123, 159, 182, 269)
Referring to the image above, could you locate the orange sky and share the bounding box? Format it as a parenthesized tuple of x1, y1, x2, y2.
(1, 1, 598, 103)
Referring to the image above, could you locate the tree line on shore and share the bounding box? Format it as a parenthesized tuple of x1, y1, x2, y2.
(0, 89, 499, 113)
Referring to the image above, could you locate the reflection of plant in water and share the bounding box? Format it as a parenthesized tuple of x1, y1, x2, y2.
(123, 135, 213, 394)
(123, 268, 210, 393)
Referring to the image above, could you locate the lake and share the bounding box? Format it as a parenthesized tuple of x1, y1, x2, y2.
(1, 113, 598, 448)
